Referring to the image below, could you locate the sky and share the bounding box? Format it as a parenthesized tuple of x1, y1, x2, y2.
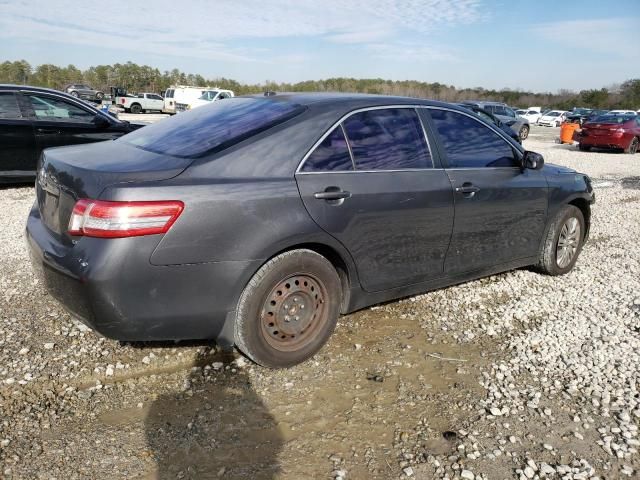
(1, 0, 638, 93)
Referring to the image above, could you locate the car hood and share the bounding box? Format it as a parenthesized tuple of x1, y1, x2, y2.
(544, 163, 576, 175)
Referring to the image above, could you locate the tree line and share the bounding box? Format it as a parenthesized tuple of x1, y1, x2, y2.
(1, 59, 638, 111)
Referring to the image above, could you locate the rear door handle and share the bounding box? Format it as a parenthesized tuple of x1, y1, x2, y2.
(36, 128, 60, 135)
(455, 183, 480, 197)
(314, 190, 352, 200)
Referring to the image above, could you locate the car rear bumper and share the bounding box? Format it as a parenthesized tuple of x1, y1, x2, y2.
(26, 203, 261, 343)
(579, 135, 630, 149)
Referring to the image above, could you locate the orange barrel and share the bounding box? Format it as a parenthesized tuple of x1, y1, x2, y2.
(560, 122, 580, 144)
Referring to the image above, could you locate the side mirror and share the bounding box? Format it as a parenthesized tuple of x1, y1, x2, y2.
(522, 150, 544, 170)
(94, 114, 111, 129)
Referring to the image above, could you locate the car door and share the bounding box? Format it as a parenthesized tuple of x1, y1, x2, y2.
(21, 92, 121, 153)
(425, 107, 548, 275)
(0, 91, 37, 177)
(296, 107, 454, 292)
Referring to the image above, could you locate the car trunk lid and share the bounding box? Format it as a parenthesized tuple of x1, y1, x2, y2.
(36, 140, 192, 241)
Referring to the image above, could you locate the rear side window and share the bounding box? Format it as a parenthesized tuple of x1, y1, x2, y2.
(122, 98, 305, 158)
(0, 92, 22, 119)
(429, 109, 518, 168)
(343, 108, 432, 170)
(301, 126, 353, 172)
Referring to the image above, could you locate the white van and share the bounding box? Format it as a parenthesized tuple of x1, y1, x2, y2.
(162, 85, 233, 113)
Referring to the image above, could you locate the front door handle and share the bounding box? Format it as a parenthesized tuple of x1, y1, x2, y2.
(314, 189, 352, 200)
(455, 183, 480, 198)
(36, 128, 60, 135)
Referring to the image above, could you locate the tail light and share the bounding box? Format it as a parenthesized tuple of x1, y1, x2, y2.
(613, 128, 625, 138)
(68, 199, 184, 238)
(121, 98, 125, 104)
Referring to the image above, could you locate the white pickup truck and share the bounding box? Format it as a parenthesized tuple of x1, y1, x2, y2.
(116, 93, 164, 114)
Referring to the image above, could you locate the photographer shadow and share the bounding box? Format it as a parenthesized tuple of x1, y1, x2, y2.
(144, 350, 283, 479)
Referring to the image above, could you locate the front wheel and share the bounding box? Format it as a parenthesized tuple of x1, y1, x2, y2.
(70, 91, 79, 97)
(95, 92, 104, 101)
(234, 249, 342, 368)
(519, 124, 530, 141)
(536, 205, 585, 276)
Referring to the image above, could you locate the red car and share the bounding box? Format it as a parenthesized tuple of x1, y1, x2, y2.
(578, 114, 640, 154)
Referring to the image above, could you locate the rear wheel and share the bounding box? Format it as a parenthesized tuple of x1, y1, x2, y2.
(70, 91, 79, 97)
(130, 103, 142, 114)
(624, 137, 639, 154)
(579, 143, 591, 152)
(234, 249, 342, 368)
(536, 205, 585, 276)
(519, 124, 530, 140)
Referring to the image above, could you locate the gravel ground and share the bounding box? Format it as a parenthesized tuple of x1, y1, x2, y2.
(0, 124, 638, 479)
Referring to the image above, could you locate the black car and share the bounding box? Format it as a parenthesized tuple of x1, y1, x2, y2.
(566, 109, 609, 126)
(26, 93, 594, 368)
(0, 85, 143, 183)
(455, 103, 522, 143)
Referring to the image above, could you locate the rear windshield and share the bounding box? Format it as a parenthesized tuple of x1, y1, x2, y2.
(591, 114, 636, 124)
(121, 98, 305, 158)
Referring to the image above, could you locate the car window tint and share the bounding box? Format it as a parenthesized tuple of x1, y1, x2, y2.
(0, 92, 22, 119)
(122, 97, 305, 158)
(27, 95, 94, 123)
(429, 109, 518, 168)
(301, 126, 353, 172)
(342, 108, 432, 170)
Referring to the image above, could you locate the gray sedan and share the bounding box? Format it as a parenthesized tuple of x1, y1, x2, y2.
(26, 93, 594, 368)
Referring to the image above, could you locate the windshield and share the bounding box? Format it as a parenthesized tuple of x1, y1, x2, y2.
(198, 91, 219, 101)
(121, 97, 305, 158)
(590, 114, 636, 124)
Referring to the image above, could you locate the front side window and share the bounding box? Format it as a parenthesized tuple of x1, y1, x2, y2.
(122, 97, 305, 158)
(429, 109, 518, 168)
(0, 92, 22, 119)
(301, 126, 352, 172)
(342, 108, 432, 170)
(27, 95, 94, 123)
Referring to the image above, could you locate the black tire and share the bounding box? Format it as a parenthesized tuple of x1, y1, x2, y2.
(130, 103, 142, 114)
(234, 249, 342, 368)
(536, 205, 585, 276)
(70, 91, 79, 97)
(624, 137, 639, 154)
(519, 124, 530, 140)
(95, 92, 104, 101)
(579, 144, 591, 152)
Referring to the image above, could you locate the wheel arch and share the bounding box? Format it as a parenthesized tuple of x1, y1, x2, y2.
(266, 242, 355, 314)
(568, 197, 591, 241)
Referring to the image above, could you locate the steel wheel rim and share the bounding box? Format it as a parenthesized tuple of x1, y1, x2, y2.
(260, 274, 328, 352)
(556, 217, 581, 268)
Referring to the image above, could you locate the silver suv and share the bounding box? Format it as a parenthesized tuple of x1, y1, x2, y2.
(64, 84, 105, 101)
(462, 101, 530, 140)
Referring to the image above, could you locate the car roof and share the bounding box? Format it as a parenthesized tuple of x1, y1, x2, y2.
(0, 84, 75, 95)
(242, 92, 459, 111)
